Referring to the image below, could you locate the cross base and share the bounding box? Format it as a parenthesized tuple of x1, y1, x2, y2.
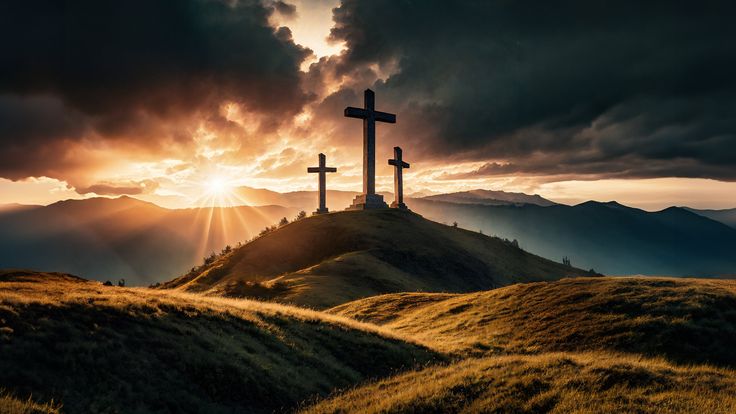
(313, 207, 329, 215)
(347, 193, 388, 210)
(390, 201, 408, 210)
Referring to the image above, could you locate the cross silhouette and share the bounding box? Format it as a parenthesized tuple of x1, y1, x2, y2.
(307, 153, 337, 214)
(388, 146, 410, 209)
(345, 89, 396, 209)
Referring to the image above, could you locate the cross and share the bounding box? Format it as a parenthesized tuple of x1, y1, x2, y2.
(307, 153, 337, 214)
(388, 146, 410, 209)
(345, 89, 396, 209)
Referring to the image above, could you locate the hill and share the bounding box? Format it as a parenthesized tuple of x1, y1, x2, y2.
(409, 199, 736, 276)
(0, 197, 298, 285)
(687, 207, 736, 229)
(419, 189, 556, 206)
(309, 276, 736, 413)
(331, 277, 736, 364)
(302, 352, 736, 413)
(0, 270, 439, 413)
(160, 209, 593, 309)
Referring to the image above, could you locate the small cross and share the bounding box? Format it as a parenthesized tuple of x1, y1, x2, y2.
(388, 146, 410, 209)
(307, 153, 337, 214)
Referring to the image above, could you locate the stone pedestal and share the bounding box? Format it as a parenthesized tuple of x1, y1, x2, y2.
(347, 193, 388, 210)
(313, 207, 329, 215)
(390, 201, 408, 210)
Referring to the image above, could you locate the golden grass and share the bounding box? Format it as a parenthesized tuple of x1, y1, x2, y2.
(7, 271, 736, 413)
(331, 277, 736, 366)
(0, 270, 439, 413)
(302, 352, 736, 414)
(0, 391, 59, 414)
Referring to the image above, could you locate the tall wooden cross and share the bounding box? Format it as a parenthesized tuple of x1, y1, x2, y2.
(345, 89, 396, 209)
(388, 146, 410, 209)
(307, 153, 337, 214)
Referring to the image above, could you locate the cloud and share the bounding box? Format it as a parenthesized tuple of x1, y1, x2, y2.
(75, 180, 160, 196)
(271, 1, 297, 18)
(324, 0, 736, 181)
(0, 0, 312, 183)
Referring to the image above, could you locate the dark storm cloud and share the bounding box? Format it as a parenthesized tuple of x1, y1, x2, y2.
(272, 1, 297, 17)
(328, 0, 736, 180)
(0, 0, 311, 180)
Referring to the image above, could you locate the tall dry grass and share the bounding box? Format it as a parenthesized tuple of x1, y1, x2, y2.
(0, 271, 439, 413)
(331, 277, 736, 366)
(302, 352, 736, 414)
(0, 390, 59, 414)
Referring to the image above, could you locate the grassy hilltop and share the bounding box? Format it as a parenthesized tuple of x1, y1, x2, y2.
(0, 270, 438, 413)
(161, 209, 592, 308)
(331, 277, 736, 362)
(306, 277, 736, 413)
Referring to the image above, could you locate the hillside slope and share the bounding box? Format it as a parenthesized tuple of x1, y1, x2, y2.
(161, 209, 592, 308)
(303, 352, 736, 414)
(332, 277, 736, 365)
(0, 197, 298, 285)
(688, 207, 736, 229)
(313, 277, 736, 413)
(409, 199, 736, 276)
(0, 270, 438, 413)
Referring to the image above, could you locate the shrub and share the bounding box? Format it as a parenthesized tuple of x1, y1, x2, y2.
(203, 252, 217, 266)
(295, 211, 307, 221)
(279, 217, 289, 227)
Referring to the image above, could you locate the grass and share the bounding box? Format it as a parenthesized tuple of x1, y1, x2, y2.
(302, 352, 736, 414)
(0, 390, 59, 414)
(330, 277, 736, 365)
(161, 209, 593, 308)
(0, 270, 440, 413)
(6, 270, 736, 413)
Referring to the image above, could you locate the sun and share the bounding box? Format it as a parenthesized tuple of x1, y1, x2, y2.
(207, 176, 228, 195)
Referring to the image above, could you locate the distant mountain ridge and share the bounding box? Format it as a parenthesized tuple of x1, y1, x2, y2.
(0, 196, 298, 285)
(3, 190, 735, 284)
(420, 189, 556, 206)
(409, 198, 736, 277)
(686, 207, 736, 229)
(235, 186, 555, 210)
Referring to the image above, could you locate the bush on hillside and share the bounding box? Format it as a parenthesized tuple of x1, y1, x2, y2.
(203, 252, 217, 266)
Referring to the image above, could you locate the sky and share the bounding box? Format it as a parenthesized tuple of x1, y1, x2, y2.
(1, 0, 735, 210)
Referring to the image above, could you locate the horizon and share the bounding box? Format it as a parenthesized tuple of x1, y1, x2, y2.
(3, 188, 731, 214)
(2, 1, 736, 211)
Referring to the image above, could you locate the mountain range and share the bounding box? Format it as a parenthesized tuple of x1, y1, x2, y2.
(409, 199, 736, 277)
(1, 189, 734, 284)
(685, 207, 736, 229)
(0, 196, 298, 285)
